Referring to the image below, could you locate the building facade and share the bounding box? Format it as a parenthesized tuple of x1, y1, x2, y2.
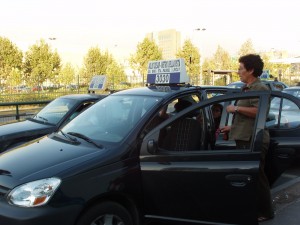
(146, 29, 181, 60)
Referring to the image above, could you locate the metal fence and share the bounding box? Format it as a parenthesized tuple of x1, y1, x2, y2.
(0, 100, 51, 124)
(0, 89, 110, 125)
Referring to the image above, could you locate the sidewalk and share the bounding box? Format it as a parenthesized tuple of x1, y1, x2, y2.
(260, 177, 300, 225)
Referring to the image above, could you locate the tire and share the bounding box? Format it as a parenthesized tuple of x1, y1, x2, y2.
(76, 201, 133, 225)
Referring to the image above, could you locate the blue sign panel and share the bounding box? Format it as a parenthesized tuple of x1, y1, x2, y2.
(146, 59, 189, 85)
(260, 70, 270, 80)
(89, 75, 107, 91)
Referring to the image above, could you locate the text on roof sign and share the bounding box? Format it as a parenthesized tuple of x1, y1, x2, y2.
(147, 58, 189, 85)
(89, 75, 107, 90)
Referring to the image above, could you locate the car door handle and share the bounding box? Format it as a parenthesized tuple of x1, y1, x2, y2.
(275, 148, 295, 159)
(226, 174, 252, 187)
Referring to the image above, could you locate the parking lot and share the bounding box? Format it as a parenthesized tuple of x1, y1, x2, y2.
(262, 166, 300, 225)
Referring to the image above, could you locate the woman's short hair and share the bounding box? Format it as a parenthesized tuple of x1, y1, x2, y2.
(239, 54, 264, 77)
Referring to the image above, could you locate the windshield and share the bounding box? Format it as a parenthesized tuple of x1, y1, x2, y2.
(62, 95, 161, 144)
(33, 98, 77, 125)
(283, 89, 300, 98)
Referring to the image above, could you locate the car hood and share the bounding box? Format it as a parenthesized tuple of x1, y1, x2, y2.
(0, 135, 110, 189)
(0, 120, 54, 142)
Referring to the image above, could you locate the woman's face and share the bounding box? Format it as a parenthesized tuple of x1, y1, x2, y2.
(212, 106, 222, 119)
(238, 62, 253, 83)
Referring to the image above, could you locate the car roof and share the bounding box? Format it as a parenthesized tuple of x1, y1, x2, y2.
(111, 85, 235, 98)
(58, 93, 107, 101)
(228, 80, 285, 84)
(227, 80, 288, 89)
(283, 86, 300, 90)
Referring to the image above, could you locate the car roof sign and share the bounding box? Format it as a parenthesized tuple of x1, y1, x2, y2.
(88, 75, 107, 91)
(147, 58, 190, 85)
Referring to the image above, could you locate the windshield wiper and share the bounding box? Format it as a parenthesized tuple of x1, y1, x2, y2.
(59, 130, 78, 142)
(67, 132, 103, 149)
(36, 115, 48, 122)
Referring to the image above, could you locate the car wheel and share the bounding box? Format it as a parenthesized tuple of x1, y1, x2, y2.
(76, 201, 133, 225)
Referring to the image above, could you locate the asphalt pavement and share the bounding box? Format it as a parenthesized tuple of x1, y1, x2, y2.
(260, 177, 300, 225)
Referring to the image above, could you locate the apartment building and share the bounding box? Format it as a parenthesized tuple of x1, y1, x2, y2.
(146, 29, 181, 60)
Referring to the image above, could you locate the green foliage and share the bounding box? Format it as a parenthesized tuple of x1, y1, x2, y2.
(202, 46, 236, 85)
(106, 60, 127, 90)
(23, 39, 61, 87)
(7, 68, 22, 87)
(260, 53, 291, 82)
(176, 39, 200, 85)
(82, 47, 127, 90)
(0, 36, 23, 85)
(129, 37, 162, 84)
(213, 45, 232, 70)
(59, 63, 76, 86)
(238, 39, 256, 57)
(202, 58, 215, 85)
(83, 47, 109, 78)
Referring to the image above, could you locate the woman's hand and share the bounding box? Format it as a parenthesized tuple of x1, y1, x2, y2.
(220, 126, 231, 133)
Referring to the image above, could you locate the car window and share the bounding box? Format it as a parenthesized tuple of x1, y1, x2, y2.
(271, 83, 285, 91)
(263, 83, 272, 90)
(157, 107, 206, 151)
(205, 90, 228, 98)
(144, 94, 200, 133)
(167, 94, 200, 114)
(68, 101, 95, 122)
(34, 98, 77, 125)
(62, 95, 161, 144)
(283, 89, 300, 98)
(267, 97, 300, 128)
(152, 96, 263, 153)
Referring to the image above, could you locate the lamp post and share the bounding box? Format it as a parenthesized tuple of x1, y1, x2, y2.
(48, 37, 57, 89)
(194, 28, 206, 85)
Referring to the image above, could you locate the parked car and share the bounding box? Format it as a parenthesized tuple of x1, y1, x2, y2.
(0, 94, 106, 152)
(227, 79, 289, 91)
(282, 86, 300, 98)
(0, 60, 297, 225)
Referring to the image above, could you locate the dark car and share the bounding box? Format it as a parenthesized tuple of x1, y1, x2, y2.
(227, 79, 289, 91)
(0, 94, 106, 152)
(0, 60, 297, 225)
(282, 86, 300, 98)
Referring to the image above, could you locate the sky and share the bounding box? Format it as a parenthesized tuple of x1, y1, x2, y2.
(1, 0, 300, 66)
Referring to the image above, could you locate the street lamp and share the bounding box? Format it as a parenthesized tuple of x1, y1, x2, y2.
(194, 28, 206, 85)
(195, 28, 206, 32)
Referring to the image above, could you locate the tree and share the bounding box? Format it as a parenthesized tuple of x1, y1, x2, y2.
(238, 39, 256, 57)
(213, 45, 232, 70)
(202, 58, 215, 85)
(59, 63, 76, 87)
(23, 39, 61, 87)
(83, 47, 126, 90)
(0, 37, 23, 86)
(176, 39, 200, 85)
(83, 47, 110, 79)
(202, 46, 235, 85)
(106, 60, 127, 90)
(7, 68, 23, 88)
(129, 37, 162, 85)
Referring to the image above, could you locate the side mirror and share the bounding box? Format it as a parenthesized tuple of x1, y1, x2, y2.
(147, 139, 158, 154)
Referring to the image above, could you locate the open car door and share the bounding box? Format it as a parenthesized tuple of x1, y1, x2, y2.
(215, 91, 298, 187)
(140, 92, 275, 225)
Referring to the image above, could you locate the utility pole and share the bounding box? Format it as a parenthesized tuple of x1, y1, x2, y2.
(194, 28, 206, 85)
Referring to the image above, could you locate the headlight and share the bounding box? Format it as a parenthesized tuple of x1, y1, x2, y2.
(7, 177, 61, 207)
